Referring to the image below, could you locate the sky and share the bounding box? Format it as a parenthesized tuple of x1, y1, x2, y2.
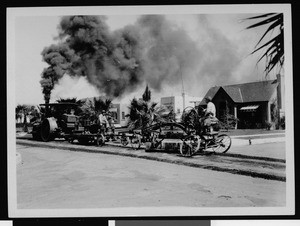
(10, 6, 282, 106)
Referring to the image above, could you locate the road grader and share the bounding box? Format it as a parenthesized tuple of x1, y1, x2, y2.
(127, 106, 232, 156)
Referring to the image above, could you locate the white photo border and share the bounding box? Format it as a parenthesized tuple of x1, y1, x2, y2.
(7, 4, 294, 217)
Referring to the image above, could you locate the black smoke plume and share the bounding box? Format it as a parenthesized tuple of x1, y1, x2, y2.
(40, 15, 203, 101)
(138, 15, 201, 90)
(40, 43, 78, 103)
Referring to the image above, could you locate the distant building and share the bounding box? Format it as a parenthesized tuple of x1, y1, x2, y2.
(109, 103, 129, 127)
(81, 96, 129, 127)
(161, 95, 202, 121)
(199, 75, 284, 129)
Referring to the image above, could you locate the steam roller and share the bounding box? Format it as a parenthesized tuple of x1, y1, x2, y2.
(40, 117, 58, 142)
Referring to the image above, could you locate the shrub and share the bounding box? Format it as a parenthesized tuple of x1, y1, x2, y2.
(264, 121, 273, 130)
(279, 116, 285, 129)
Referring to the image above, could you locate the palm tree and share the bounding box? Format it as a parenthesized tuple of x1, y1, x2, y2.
(244, 13, 284, 76)
(15, 104, 36, 132)
(127, 98, 156, 130)
(15, 105, 23, 122)
(56, 97, 83, 104)
(126, 86, 170, 131)
(56, 97, 84, 115)
(81, 97, 112, 122)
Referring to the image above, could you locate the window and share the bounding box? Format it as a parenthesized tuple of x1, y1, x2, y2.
(111, 111, 118, 120)
(122, 111, 125, 120)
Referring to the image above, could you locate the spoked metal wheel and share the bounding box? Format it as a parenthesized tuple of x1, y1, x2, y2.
(211, 134, 231, 153)
(78, 137, 90, 145)
(120, 134, 129, 146)
(95, 134, 105, 146)
(180, 135, 201, 157)
(130, 133, 141, 149)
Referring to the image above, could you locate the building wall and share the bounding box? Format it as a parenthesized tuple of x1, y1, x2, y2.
(109, 103, 129, 127)
(161, 96, 175, 112)
(211, 89, 235, 120)
(161, 95, 202, 121)
(237, 101, 268, 129)
(276, 74, 285, 117)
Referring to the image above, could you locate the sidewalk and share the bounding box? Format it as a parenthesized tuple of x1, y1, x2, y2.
(231, 132, 285, 147)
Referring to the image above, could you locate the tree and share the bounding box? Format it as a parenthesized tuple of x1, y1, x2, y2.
(127, 86, 169, 131)
(56, 97, 84, 115)
(15, 104, 36, 132)
(219, 104, 239, 131)
(80, 97, 112, 122)
(244, 13, 284, 76)
(56, 97, 84, 104)
(142, 85, 151, 102)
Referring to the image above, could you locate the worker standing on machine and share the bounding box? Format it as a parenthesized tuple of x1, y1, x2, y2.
(99, 110, 109, 133)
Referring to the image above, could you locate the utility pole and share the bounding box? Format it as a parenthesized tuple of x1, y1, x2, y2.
(180, 64, 185, 110)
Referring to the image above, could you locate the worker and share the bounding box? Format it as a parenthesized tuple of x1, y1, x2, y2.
(204, 96, 216, 117)
(202, 96, 218, 133)
(70, 108, 75, 115)
(99, 110, 109, 133)
(107, 112, 115, 132)
(107, 112, 116, 141)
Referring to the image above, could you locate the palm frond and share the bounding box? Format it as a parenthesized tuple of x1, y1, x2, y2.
(243, 13, 276, 20)
(127, 96, 166, 130)
(245, 14, 282, 30)
(244, 13, 284, 76)
(254, 16, 283, 48)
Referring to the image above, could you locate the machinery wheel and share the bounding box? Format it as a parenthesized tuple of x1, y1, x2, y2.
(120, 135, 129, 146)
(77, 137, 89, 145)
(40, 118, 56, 142)
(95, 135, 105, 146)
(144, 142, 153, 152)
(130, 134, 141, 149)
(180, 135, 200, 157)
(211, 134, 231, 153)
(32, 125, 42, 141)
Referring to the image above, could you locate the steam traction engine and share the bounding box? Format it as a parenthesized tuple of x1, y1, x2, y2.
(31, 103, 102, 144)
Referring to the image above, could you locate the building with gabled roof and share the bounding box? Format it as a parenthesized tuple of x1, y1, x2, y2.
(199, 74, 284, 129)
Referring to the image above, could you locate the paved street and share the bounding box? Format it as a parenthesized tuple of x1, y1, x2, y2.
(17, 138, 286, 181)
(17, 143, 285, 209)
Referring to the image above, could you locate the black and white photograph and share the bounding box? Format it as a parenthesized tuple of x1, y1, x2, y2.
(7, 4, 294, 217)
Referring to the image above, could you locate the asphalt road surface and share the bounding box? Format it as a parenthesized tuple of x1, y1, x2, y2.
(17, 144, 285, 210)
